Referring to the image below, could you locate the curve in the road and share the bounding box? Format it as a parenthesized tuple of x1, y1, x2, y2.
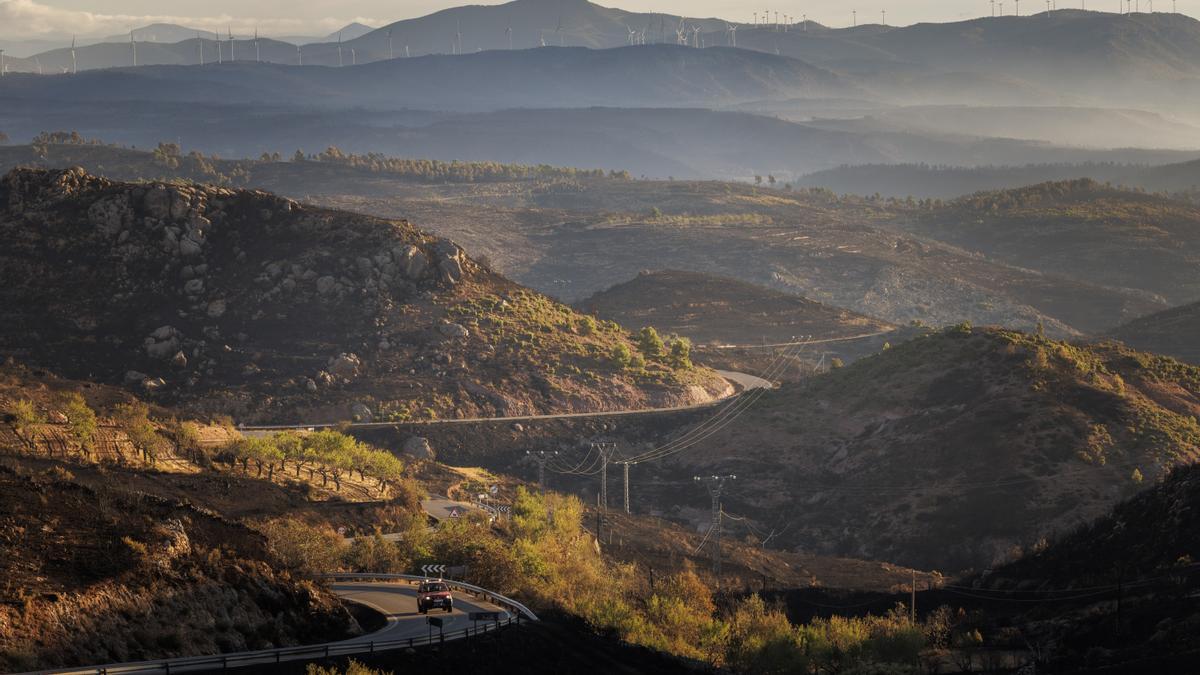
(33, 581, 515, 675)
(242, 368, 773, 433)
(333, 581, 511, 642)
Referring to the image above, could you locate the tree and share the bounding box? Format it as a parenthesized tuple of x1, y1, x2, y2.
(59, 392, 98, 459)
(113, 402, 160, 465)
(8, 399, 44, 454)
(163, 418, 202, 463)
(754, 175, 763, 185)
(668, 337, 693, 370)
(638, 327, 665, 361)
(0, 131, 9, 145)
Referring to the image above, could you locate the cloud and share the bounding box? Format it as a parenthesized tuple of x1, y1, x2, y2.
(0, 0, 375, 39)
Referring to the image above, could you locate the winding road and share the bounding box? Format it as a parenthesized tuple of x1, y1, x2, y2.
(38, 580, 514, 675)
(241, 368, 773, 433)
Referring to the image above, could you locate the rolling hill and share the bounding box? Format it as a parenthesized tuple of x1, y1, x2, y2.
(0, 167, 728, 423)
(1111, 300, 1200, 365)
(899, 179, 1200, 308)
(0, 45, 850, 111)
(731, 10, 1200, 114)
(622, 326, 1200, 570)
(577, 270, 894, 346)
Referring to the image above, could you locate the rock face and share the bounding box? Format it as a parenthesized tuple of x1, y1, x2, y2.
(402, 436, 435, 461)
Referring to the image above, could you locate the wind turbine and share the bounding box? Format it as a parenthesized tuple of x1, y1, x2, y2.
(297, 44, 302, 65)
(197, 32, 204, 65)
(70, 35, 77, 74)
(254, 28, 260, 63)
(351, 48, 357, 65)
(0, 49, 5, 77)
(215, 31, 222, 64)
(228, 26, 235, 61)
(726, 23, 737, 46)
(882, 9, 887, 24)
(34, 56, 42, 75)
(991, 0, 996, 16)
(338, 33, 344, 65)
(627, 24, 637, 44)
(456, 18, 463, 54)
(692, 24, 702, 47)
(506, 22, 513, 49)
(130, 30, 137, 67)
(388, 28, 394, 59)
(1015, 0, 1021, 14)
(853, 9, 857, 26)
(556, 15, 564, 46)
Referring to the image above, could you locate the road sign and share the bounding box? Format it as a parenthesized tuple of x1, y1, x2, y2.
(447, 506, 463, 518)
(469, 611, 501, 622)
(489, 485, 499, 495)
(496, 505, 511, 514)
(427, 616, 444, 627)
(337, 526, 347, 536)
(421, 564, 446, 576)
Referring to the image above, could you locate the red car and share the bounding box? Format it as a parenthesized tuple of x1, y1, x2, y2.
(418, 580, 453, 614)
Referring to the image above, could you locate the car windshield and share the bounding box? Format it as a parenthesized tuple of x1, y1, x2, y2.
(422, 583, 449, 592)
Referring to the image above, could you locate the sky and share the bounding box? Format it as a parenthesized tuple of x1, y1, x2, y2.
(0, 0, 1194, 40)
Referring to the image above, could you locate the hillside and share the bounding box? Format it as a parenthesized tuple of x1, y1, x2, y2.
(1110, 300, 1200, 364)
(0, 167, 728, 423)
(796, 160, 1200, 200)
(578, 270, 892, 346)
(901, 179, 1200, 308)
(0, 461, 358, 671)
(612, 326, 1200, 570)
(0, 46, 850, 112)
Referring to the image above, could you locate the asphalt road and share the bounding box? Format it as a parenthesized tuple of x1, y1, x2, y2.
(331, 580, 511, 642)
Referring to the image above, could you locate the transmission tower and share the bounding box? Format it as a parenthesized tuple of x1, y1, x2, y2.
(694, 475, 736, 581)
(526, 450, 558, 493)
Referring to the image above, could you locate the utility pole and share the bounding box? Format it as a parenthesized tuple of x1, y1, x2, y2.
(526, 450, 558, 493)
(694, 475, 736, 583)
(617, 461, 633, 514)
(911, 569, 917, 624)
(592, 442, 617, 512)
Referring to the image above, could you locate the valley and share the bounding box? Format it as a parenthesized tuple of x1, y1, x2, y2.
(4, 2, 1200, 673)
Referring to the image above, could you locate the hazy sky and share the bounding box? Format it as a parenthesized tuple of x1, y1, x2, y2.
(1, 0, 1193, 39)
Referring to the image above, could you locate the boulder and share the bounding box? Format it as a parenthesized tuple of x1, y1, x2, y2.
(327, 353, 362, 379)
(170, 351, 188, 368)
(124, 370, 149, 384)
(304, 378, 318, 393)
(206, 299, 227, 318)
(395, 245, 429, 280)
(402, 436, 435, 461)
(143, 185, 172, 220)
(184, 278, 205, 295)
(432, 239, 465, 285)
(438, 322, 470, 339)
(350, 402, 373, 423)
(316, 276, 336, 296)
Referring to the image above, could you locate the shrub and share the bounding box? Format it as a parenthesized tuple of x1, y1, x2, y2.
(668, 337, 693, 370)
(611, 343, 633, 369)
(638, 327, 666, 360)
(257, 518, 345, 574)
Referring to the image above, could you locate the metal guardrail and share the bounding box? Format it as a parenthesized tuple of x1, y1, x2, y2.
(30, 576, 537, 675)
